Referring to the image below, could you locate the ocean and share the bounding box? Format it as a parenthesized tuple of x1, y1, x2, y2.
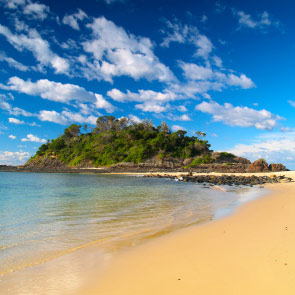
(0, 172, 265, 294)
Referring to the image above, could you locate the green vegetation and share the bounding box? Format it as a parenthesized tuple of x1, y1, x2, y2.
(32, 116, 212, 167)
(189, 154, 214, 167)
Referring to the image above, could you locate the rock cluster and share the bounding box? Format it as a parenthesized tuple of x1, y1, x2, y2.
(247, 159, 287, 173)
(145, 174, 293, 186)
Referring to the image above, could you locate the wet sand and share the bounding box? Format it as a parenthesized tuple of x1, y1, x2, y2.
(83, 175, 295, 295)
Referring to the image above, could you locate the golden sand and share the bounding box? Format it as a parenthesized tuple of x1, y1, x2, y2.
(82, 172, 295, 295)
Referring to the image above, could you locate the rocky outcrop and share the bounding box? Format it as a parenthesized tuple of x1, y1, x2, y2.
(23, 155, 68, 169)
(246, 159, 270, 173)
(211, 152, 251, 165)
(269, 163, 287, 172)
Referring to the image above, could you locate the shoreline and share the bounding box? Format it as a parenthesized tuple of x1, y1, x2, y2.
(82, 180, 295, 295)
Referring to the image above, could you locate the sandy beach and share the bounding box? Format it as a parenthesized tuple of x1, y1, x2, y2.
(81, 171, 295, 295)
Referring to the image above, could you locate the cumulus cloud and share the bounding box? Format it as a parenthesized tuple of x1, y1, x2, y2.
(228, 132, 295, 169)
(81, 16, 174, 82)
(107, 88, 182, 113)
(9, 135, 16, 139)
(1, 77, 115, 112)
(0, 25, 69, 73)
(195, 101, 283, 130)
(180, 62, 255, 89)
(4, 77, 94, 103)
(0, 150, 31, 165)
(136, 102, 169, 113)
(180, 62, 213, 80)
(227, 73, 255, 89)
(128, 114, 141, 123)
(107, 88, 179, 103)
(8, 117, 39, 126)
(172, 125, 186, 131)
(63, 9, 87, 30)
(38, 110, 97, 125)
(177, 105, 188, 112)
(234, 10, 280, 30)
(21, 134, 46, 143)
(178, 114, 191, 121)
(288, 100, 295, 107)
(9, 117, 25, 124)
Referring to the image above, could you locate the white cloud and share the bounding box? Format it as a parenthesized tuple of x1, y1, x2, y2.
(108, 88, 181, 113)
(172, 125, 186, 131)
(227, 73, 255, 89)
(82, 16, 174, 82)
(38, 110, 97, 125)
(161, 19, 213, 59)
(180, 62, 213, 80)
(228, 132, 295, 169)
(288, 100, 295, 107)
(0, 25, 69, 73)
(178, 114, 191, 121)
(0, 0, 26, 9)
(0, 150, 30, 165)
(234, 10, 279, 30)
(195, 100, 283, 130)
(63, 9, 87, 30)
(95, 94, 116, 113)
(9, 117, 25, 124)
(0, 94, 11, 110)
(107, 88, 179, 103)
(194, 35, 213, 59)
(0, 0, 50, 20)
(9, 135, 16, 139)
(2, 77, 115, 113)
(135, 102, 169, 113)
(213, 56, 222, 67)
(8, 107, 33, 117)
(21, 134, 46, 143)
(179, 62, 255, 90)
(4, 77, 94, 103)
(128, 114, 141, 123)
(177, 105, 188, 112)
(23, 2, 50, 20)
(0, 93, 33, 116)
(38, 110, 68, 125)
(0, 52, 29, 71)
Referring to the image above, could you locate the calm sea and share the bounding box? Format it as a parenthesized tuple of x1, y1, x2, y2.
(0, 172, 264, 283)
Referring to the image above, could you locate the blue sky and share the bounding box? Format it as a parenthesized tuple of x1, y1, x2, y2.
(0, 0, 295, 168)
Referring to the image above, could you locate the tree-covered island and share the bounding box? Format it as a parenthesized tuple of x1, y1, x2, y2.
(24, 116, 286, 173)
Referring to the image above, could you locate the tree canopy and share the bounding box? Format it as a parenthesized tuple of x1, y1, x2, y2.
(33, 116, 211, 167)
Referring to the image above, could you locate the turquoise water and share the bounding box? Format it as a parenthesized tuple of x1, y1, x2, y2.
(0, 172, 263, 276)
